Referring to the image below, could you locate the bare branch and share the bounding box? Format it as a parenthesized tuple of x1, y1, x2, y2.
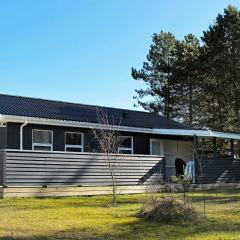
(91, 108, 123, 205)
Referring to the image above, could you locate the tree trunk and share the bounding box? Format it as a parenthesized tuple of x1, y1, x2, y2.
(189, 80, 193, 126)
(108, 156, 117, 206)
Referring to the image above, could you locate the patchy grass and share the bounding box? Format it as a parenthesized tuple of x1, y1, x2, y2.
(0, 188, 240, 239)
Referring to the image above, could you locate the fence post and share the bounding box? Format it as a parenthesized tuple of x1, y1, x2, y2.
(230, 139, 234, 160)
(193, 135, 197, 184)
(3, 150, 7, 187)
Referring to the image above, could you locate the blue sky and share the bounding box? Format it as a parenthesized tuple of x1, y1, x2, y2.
(1, 0, 239, 110)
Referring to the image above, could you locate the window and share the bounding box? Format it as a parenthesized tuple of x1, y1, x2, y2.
(150, 139, 164, 156)
(65, 132, 83, 152)
(32, 129, 53, 151)
(118, 136, 133, 154)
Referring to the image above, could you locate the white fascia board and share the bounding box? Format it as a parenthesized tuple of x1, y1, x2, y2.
(209, 130, 240, 140)
(153, 129, 240, 140)
(0, 114, 7, 127)
(1, 115, 154, 134)
(152, 128, 210, 137)
(2, 114, 240, 140)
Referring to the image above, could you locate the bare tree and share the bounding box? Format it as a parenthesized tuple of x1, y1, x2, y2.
(91, 109, 122, 205)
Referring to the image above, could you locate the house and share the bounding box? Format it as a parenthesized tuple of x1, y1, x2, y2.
(0, 94, 240, 197)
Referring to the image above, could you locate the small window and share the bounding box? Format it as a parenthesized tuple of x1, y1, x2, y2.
(65, 132, 83, 152)
(32, 129, 53, 151)
(118, 136, 133, 154)
(150, 139, 164, 156)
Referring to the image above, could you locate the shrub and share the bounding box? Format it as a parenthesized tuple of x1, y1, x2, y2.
(138, 194, 198, 224)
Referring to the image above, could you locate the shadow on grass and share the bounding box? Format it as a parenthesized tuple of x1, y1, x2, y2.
(1, 216, 240, 240)
(190, 192, 240, 205)
(1, 186, 240, 211)
(0, 189, 240, 240)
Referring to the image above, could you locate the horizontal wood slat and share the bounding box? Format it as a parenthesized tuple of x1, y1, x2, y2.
(197, 158, 240, 184)
(3, 150, 165, 187)
(0, 152, 4, 186)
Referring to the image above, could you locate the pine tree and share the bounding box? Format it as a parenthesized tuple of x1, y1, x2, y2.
(132, 5, 240, 132)
(132, 31, 181, 119)
(201, 5, 240, 131)
(175, 34, 201, 126)
(132, 32, 201, 125)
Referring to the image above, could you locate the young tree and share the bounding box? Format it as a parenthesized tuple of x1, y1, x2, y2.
(91, 109, 122, 206)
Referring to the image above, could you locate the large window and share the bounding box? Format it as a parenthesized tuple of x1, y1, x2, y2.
(65, 132, 84, 152)
(32, 129, 53, 151)
(118, 136, 133, 154)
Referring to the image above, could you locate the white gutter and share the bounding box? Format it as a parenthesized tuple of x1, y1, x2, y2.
(209, 131, 240, 140)
(152, 129, 210, 137)
(153, 128, 240, 140)
(1, 114, 240, 140)
(1, 115, 153, 133)
(20, 120, 27, 150)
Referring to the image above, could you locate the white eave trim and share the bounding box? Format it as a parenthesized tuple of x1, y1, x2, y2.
(208, 131, 240, 140)
(1, 114, 240, 140)
(153, 128, 240, 140)
(0, 114, 154, 133)
(152, 129, 210, 137)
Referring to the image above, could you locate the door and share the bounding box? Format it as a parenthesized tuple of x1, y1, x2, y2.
(161, 140, 193, 179)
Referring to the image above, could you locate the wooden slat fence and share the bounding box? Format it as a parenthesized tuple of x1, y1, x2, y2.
(0, 151, 4, 186)
(1, 150, 165, 187)
(197, 157, 240, 184)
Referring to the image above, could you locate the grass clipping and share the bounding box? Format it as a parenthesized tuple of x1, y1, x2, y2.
(138, 193, 198, 224)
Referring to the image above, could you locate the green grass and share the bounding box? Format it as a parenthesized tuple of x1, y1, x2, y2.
(0, 188, 240, 240)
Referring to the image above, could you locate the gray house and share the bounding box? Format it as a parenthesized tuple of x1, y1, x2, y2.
(0, 94, 240, 197)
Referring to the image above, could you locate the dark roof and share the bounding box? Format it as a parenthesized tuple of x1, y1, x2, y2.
(0, 94, 193, 130)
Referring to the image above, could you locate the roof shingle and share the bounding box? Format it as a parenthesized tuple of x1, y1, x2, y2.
(0, 94, 193, 130)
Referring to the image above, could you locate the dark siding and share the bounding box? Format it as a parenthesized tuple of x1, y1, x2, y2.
(197, 158, 240, 184)
(6, 122, 192, 154)
(4, 150, 164, 187)
(23, 125, 96, 151)
(7, 123, 20, 149)
(6, 123, 154, 154)
(119, 131, 150, 155)
(0, 127, 7, 149)
(7, 123, 93, 151)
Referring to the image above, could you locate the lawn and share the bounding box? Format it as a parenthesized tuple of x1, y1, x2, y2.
(0, 188, 240, 240)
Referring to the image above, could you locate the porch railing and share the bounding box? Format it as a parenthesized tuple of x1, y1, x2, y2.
(196, 157, 240, 184)
(0, 149, 165, 187)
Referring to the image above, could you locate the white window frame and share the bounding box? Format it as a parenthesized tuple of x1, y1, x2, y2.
(32, 129, 53, 151)
(150, 138, 164, 156)
(65, 132, 84, 152)
(118, 136, 134, 154)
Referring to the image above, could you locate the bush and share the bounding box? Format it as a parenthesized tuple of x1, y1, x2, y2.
(138, 194, 198, 224)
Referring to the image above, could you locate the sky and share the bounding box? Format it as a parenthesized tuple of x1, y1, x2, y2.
(1, 0, 240, 110)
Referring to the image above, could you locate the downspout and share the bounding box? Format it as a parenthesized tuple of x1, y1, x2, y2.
(20, 120, 28, 150)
